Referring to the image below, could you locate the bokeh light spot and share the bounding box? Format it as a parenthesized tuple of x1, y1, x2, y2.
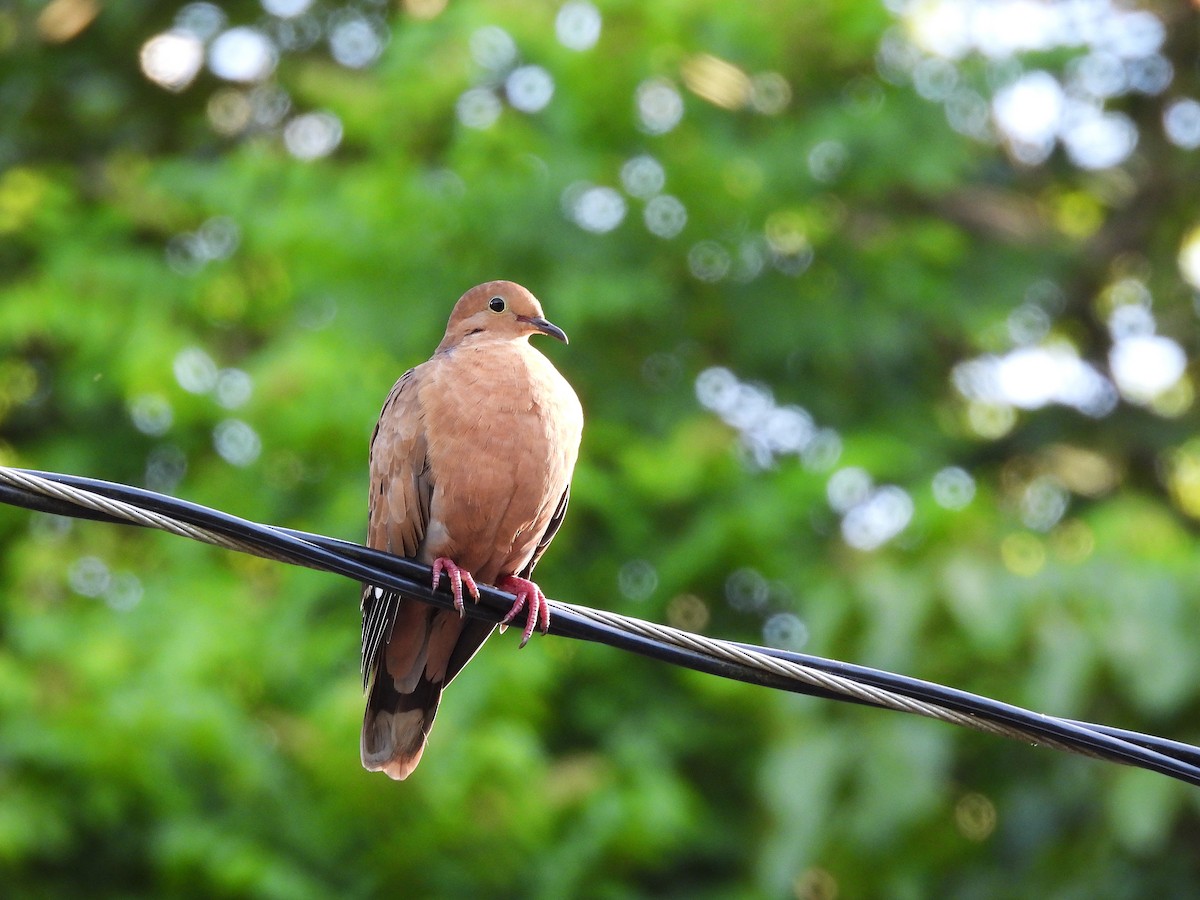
(105, 572, 143, 612)
(953, 346, 1117, 417)
(329, 13, 385, 69)
(932, 466, 975, 509)
(69, 555, 110, 597)
(827, 467, 872, 514)
(891, 1, 1171, 173)
(1007, 302, 1050, 345)
(140, 30, 204, 92)
(765, 210, 811, 256)
(0, 359, 38, 417)
(174, 347, 218, 394)
(470, 25, 517, 70)
(643, 194, 687, 238)
(794, 867, 839, 900)
(954, 792, 997, 842)
(807, 140, 847, 183)
(617, 560, 657, 601)
(1051, 519, 1095, 563)
(1166, 440, 1200, 519)
(945, 87, 992, 140)
(198, 216, 240, 260)
(1105, 10, 1165, 59)
(1020, 476, 1068, 532)
(262, 0, 312, 17)
(0, 168, 50, 235)
(641, 352, 682, 389)
(1178, 227, 1200, 290)
(146, 445, 188, 494)
(771, 242, 814, 277)
(215, 368, 253, 409)
(274, 13, 322, 51)
(166, 216, 240, 273)
(37, 0, 99, 43)
(1164, 98, 1200, 149)
(1069, 51, 1126, 99)
(913, 56, 958, 100)
(213, 419, 262, 466)
(166, 234, 205, 275)
(620, 154, 665, 198)
(731, 238, 766, 283)
(687, 240, 731, 282)
(456, 88, 502, 129)
(761, 406, 815, 454)
(1045, 444, 1119, 497)
(1126, 54, 1172, 95)
(208, 88, 251, 135)
(1098, 276, 1151, 318)
(1052, 190, 1104, 238)
(129, 394, 174, 436)
(567, 185, 626, 233)
(966, 401, 1017, 439)
(725, 567, 769, 613)
(906, 0, 971, 60)
(209, 27, 277, 83)
(763, 612, 808, 650)
(284, 111, 343, 159)
(749, 72, 791, 114)
(666, 593, 709, 632)
(556, 1, 601, 51)
(841, 485, 914, 550)
(1110, 335, 1186, 403)
(176, 1, 225, 39)
(1000, 532, 1045, 577)
(402, 0, 447, 19)
(1151, 377, 1194, 418)
(992, 70, 1062, 164)
(636, 78, 684, 134)
(696, 366, 830, 470)
(682, 54, 750, 110)
(802, 429, 843, 471)
(506, 65, 555, 113)
(1061, 110, 1137, 170)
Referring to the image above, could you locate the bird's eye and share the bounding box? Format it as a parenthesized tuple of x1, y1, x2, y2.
(488, 297, 506, 313)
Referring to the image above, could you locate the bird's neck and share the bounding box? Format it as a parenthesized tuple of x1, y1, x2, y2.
(435, 333, 530, 355)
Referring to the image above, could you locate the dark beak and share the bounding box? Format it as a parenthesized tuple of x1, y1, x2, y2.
(521, 316, 569, 344)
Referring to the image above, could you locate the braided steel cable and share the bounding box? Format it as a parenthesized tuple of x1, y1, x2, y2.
(1, 466, 1197, 785)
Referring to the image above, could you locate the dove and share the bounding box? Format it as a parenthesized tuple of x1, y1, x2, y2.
(359, 281, 583, 780)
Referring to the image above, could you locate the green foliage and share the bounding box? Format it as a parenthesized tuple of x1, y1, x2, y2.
(3, 0, 1200, 896)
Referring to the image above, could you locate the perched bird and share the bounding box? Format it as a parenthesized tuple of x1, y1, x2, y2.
(359, 281, 583, 780)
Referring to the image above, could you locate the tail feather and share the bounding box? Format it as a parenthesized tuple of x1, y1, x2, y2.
(361, 664, 442, 780)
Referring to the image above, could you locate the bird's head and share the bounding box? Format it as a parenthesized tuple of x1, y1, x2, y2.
(438, 281, 568, 351)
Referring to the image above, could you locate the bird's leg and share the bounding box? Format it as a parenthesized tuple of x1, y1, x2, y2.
(495, 575, 551, 648)
(431, 558, 480, 616)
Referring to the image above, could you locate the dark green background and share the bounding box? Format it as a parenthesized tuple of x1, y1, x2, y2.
(2, 0, 1199, 896)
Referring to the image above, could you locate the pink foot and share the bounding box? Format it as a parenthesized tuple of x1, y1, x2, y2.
(496, 575, 551, 648)
(431, 558, 480, 616)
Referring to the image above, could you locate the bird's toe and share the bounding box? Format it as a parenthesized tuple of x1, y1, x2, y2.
(431, 557, 480, 615)
(497, 575, 550, 648)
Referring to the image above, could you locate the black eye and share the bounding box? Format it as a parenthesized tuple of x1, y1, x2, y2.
(488, 296, 506, 313)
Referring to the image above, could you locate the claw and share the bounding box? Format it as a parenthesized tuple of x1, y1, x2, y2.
(431, 558, 479, 616)
(496, 575, 551, 648)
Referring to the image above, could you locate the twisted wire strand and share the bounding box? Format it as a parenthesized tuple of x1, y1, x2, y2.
(557, 602, 1088, 755)
(0, 467, 286, 561)
(1, 465, 1195, 784)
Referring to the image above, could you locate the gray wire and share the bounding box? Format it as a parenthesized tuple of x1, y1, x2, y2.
(4, 464, 1197, 784)
(0, 466, 1089, 754)
(556, 601, 1091, 755)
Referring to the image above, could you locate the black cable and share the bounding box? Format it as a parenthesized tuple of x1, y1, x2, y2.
(2, 468, 1198, 787)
